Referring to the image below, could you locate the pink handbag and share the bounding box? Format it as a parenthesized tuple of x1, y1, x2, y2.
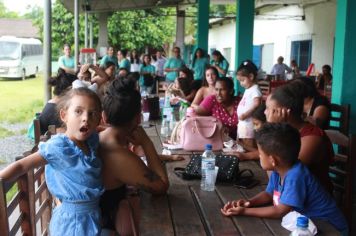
(180, 116, 224, 151)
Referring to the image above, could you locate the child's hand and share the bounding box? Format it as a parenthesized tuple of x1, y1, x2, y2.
(221, 204, 245, 216)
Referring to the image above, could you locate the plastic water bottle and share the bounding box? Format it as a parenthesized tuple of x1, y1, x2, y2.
(290, 216, 313, 236)
(169, 113, 176, 132)
(201, 144, 216, 191)
(160, 115, 169, 138)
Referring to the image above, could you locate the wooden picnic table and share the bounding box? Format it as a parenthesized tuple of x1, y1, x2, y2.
(140, 122, 340, 236)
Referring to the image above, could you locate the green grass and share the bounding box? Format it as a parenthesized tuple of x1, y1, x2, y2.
(6, 184, 18, 202)
(0, 126, 15, 138)
(0, 75, 44, 124)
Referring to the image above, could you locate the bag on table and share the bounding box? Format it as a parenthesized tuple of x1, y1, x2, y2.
(180, 116, 224, 151)
(174, 154, 254, 184)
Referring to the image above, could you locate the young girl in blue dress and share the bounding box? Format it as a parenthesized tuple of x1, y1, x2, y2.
(0, 87, 104, 236)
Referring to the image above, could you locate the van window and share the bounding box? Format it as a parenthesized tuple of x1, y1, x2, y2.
(0, 41, 21, 60)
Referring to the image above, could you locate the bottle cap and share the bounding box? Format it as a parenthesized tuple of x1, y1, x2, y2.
(296, 216, 308, 228)
(205, 144, 212, 150)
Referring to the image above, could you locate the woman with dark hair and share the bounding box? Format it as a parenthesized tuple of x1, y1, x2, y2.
(192, 66, 219, 105)
(100, 46, 118, 68)
(117, 49, 131, 72)
(191, 47, 209, 81)
(129, 49, 141, 73)
(99, 78, 169, 235)
(210, 50, 229, 77)
(265, 83, 334, 193)
(193, 77, 239, 139)
(316, 64, 332, 90)
(293, 77, 330, 129)
(39, 69, 76, 134)
(139, 54, 156, 94)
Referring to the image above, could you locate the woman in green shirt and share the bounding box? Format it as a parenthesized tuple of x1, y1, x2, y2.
(164, 47, 185, 83)
(117, 49, 131, 72)
(211, 50, 229, 77)
(100, 46, 118, 68)
(58, 44, 76, 75)
(139, 54, 156, 94)
(191, 48, 209, 81)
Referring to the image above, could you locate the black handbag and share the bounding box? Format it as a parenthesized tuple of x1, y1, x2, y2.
(174, 154, 254, 184)
(143, 74, 154, 87)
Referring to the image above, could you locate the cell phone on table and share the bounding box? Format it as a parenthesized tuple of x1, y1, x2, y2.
(234, 178, 259, 189)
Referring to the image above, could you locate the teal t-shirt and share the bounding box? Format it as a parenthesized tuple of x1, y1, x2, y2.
(211, 59, 229, 77)
(119, 58, 131, 72)
(100, 55, 118, 68)
(192, 57, 209, 80)
(139, 64, 156, 87)
(163, 57, 185, 82)
(58, 55, 75, 69)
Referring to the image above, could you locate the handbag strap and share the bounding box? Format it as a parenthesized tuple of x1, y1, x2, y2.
(194, 118, 217, 138)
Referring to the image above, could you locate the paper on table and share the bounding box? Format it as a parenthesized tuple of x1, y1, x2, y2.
(162, 143, 183, 150)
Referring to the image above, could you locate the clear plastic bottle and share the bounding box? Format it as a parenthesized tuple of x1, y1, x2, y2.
(290, 216, 313, 236)
(201, 144, 216, 191)
(160, 115, 169, 138)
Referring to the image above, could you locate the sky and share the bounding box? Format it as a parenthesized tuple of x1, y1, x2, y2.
(3, 0, 44, 15)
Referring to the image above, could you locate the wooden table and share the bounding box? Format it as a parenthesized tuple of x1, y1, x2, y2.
(140, 123, 340, 236)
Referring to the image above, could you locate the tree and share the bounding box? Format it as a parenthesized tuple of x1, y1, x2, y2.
(0, 0, 19, 18)
(107, 8, 175, 51)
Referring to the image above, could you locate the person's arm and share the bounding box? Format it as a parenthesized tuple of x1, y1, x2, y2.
(163, 59, 175, 73)
(185, 89, 197, 103)
(308, 105, 329, 129)
(214, 60, 228, 76)
(192, 95, 214, 116)
(222, 203, 292, 218)
(222, 191, 272, 213)
(90, 65, 109, 86)
(299, 135, 323, 166)
(270, 64, 276, 75)
(239, 97, 261, 121)
(0, 152, 47, 183)
(111, 126, 169, 194)
(192, 87, 205, 105)
(284, 64, 292, 73)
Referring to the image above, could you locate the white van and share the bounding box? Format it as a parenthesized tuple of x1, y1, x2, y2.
(0, 36, 43, 80)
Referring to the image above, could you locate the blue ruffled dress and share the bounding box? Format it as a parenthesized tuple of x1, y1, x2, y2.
(38, 133, 104, 236)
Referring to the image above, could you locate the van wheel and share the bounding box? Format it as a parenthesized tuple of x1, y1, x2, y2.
(22, 69, 26, 80)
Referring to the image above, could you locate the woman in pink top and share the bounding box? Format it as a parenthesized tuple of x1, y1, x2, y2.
(192, 77, 240, 139)
(192, 66, 219, 105)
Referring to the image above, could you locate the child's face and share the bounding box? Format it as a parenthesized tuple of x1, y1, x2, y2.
(105, 65, 115, 77)
(252, 118, 263, 131)
(237, 72, 254, 89)
(257, 145, 274, 171)
(60, 95, 101, 144)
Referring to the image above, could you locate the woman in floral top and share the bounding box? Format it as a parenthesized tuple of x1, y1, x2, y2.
(192, 77, 240, 139)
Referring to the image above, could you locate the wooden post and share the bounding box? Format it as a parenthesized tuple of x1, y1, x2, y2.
(0, 179, 10, 235)
(17, 169, 35, 236)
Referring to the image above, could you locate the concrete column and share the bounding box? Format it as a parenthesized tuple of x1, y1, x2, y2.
(197, 0, 209, 52)
(84, 12, 88, 48)
(89, 21, 93, 48)
(97, 12, 109, 57)
(333, 0, 356, 133)
(234, 0, 255, 95)
(74, 0, 79, 69)
(43, 0, 52, 102)
(175, 7, 185, 53)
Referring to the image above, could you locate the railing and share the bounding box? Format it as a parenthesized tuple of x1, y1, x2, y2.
(0, 155, 52, 236)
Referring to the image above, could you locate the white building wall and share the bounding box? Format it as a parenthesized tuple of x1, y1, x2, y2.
(208, 20, 236, 72)
(208, 1, 336, 73)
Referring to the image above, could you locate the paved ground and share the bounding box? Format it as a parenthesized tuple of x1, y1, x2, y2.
(0, 123, 34, 169)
